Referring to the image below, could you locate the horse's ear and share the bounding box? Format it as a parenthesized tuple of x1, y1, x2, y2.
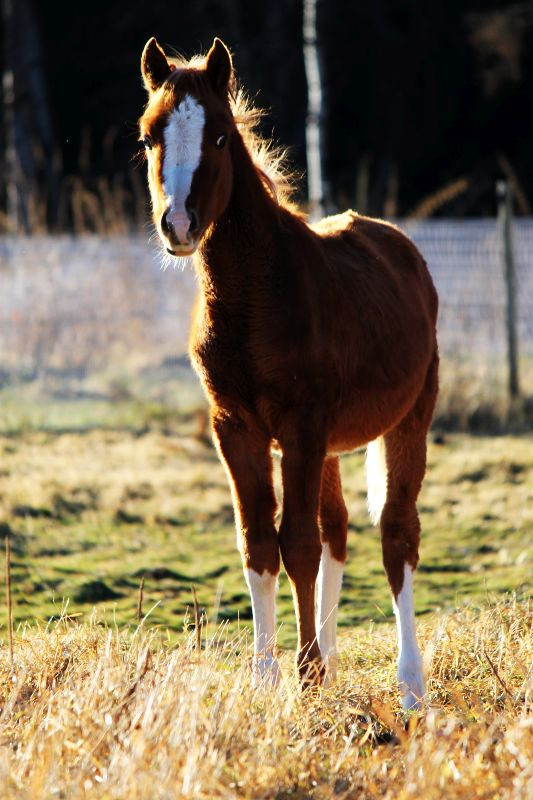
(141, 37, 172, 92)
(206, 38, 233, 96)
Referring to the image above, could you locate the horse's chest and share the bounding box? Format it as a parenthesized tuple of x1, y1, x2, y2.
(189, 295, 313, 429)
(190, 315, 254, 408)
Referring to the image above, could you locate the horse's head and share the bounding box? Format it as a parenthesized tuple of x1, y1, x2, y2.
(139, 38, 235, 257)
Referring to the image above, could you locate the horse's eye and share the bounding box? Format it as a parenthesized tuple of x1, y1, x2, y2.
(142, 136, 153, 150)
(216, 134, 227, 149)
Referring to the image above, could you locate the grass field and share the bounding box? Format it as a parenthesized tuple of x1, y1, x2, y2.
(0, 424, 531, 645)
(0, 422, 531, 797)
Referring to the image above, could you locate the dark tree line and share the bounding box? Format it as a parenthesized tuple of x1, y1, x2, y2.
(1, 0, 533, 232)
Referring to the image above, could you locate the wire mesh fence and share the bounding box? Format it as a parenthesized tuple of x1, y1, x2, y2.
(0, 219, 531, 423)
(404, 219, 533, 360)
(0, 235, 195, 379)
(403, 218, 532, 424)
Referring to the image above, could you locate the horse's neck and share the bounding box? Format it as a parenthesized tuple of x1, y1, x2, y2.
(195, 134, 280, 303)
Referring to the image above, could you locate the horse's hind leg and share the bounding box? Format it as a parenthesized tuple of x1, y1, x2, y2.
(369, 357, 438, 709)
(380, 425, 426, 710)
(316, 457, 348, 685)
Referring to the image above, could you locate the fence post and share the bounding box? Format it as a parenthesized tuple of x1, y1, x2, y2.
(496, 180, 520, 400)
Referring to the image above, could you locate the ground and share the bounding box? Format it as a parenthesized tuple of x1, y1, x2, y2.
(0, 424, 531, 797)
(0, 425, 530, 645)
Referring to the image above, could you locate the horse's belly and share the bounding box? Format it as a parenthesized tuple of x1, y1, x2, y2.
(326, 371, 427, 453)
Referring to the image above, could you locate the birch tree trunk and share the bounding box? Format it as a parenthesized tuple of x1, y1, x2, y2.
(303, 0, 326, 221)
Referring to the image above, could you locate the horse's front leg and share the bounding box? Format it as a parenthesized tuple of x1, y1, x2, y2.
(212, 413, 280, 686)
(278, 427, 326, 687)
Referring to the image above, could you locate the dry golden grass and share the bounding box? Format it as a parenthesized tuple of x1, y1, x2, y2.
(0, 597, 531, 799)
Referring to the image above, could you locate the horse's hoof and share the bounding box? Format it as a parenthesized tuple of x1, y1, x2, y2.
(321, 652, 338, 688)
(297, 656, 325, 690)
(252, 653, 280, 688)
(400, 690, 422, 711)
(398, 658, 425, 710)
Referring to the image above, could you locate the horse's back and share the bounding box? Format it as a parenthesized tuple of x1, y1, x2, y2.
(310, 210, 438, 326)
(296, 209, 439, 448)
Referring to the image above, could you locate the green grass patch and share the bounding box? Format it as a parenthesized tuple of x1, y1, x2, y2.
(0, 430, 531, 648)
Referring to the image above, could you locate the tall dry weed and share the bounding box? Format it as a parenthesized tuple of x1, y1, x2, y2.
(0, 597, 530, 798)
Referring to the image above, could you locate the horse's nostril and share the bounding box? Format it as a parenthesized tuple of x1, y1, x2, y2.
(161, 210, 170, 235)
(188, 209, 199, 235)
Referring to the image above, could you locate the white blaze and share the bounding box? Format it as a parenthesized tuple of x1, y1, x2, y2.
(244, 568, 280, 686)
(316, 542, 343, 684)
(393, 563, 425, 710)
(162, 94, 205, 243)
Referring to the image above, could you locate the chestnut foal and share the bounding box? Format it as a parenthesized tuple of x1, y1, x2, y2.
(139, 37, 438, 709)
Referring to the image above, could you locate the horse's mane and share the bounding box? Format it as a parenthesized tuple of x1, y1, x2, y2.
(166, 53, 297, 210)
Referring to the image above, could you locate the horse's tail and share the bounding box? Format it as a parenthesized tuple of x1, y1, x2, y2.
(366, 436, 387, 525)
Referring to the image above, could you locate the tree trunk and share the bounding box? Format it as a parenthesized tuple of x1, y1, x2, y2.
(2, 0, 20, 230)
(1, 0, 57, 231)
(303, 0, 326, 221)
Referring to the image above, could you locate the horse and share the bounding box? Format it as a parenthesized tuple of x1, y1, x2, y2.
(138, 36, 439, 709)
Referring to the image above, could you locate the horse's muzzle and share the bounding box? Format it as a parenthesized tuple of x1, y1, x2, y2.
(161, 206, 199, 250)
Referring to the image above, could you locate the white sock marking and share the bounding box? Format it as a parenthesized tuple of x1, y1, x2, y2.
(316, 542, 343, 684)
(393, 564, 424, 710)
(162, 94, 205, 243)
(244, 568, 280, 686)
